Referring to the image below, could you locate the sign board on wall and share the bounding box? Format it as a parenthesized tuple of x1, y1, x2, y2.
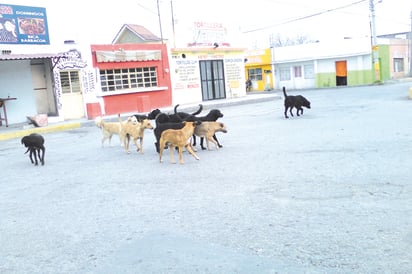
(0, 3, 50, 44)
(188, 21, 230, 47)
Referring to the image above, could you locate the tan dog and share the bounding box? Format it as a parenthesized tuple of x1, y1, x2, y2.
(159, 121, 200, 164)
(95, 115, 137, 147)
(194, 121, 227, 150)
(119, 116, 154, 154)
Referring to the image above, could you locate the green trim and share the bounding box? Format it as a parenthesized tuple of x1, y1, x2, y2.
(316, 70, 373, 88)
(378, 45, 390, 81)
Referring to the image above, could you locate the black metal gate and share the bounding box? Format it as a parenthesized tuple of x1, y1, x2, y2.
(199, 60, 226, 101)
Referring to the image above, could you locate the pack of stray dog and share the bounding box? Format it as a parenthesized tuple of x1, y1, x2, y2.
(94, 104, 227, 164)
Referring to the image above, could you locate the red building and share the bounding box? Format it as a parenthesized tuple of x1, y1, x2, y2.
(88, 25, 172, 118)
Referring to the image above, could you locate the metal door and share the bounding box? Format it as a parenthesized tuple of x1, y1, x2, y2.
(199, 60, 226, 101)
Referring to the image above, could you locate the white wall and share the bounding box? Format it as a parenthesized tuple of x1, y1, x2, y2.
(0, 60, 37, 124)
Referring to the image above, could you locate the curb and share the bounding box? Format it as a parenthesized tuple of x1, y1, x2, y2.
(0, 93, 279, 141)
(0, 122, 81, 141)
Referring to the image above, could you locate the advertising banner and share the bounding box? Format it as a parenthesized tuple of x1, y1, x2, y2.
(0, 3, 49, 44)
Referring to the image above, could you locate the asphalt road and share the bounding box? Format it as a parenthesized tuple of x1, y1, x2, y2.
(1, 83, 411, 273)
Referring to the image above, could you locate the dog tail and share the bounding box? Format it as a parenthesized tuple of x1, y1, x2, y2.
(174, 104, 180, 114)
(191, 104, 203, 116)
(282, 86, 287, 98)
(118, 113, 122, 124)
(94, 116, 103, 128)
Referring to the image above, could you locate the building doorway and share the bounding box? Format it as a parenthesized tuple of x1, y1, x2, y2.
(335, 60, 347, 86)
(60, 70, 85, 119)
(199, 60, 226, 101)
(31, 62, 58, 116)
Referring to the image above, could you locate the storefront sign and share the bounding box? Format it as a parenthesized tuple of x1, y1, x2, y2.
(0, 4, 49, 44)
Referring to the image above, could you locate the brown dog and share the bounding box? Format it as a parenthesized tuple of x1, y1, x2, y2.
(159, 121, 200, 164)
(194, 121, 227, 150)
(95, 115, 137, 147)
(119, 116, 154, 154)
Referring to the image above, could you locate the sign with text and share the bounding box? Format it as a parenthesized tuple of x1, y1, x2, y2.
(0, 4, 49, 44)
(188, 21, 230, 47)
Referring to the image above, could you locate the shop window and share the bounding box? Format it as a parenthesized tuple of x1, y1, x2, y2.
(279, 67, 291, 81)
(60, 70, 81, 94)
(304, 64, 314, 79)
(248, 68, 262, 80)
(100, 67, 157, 92)
(393, 58, 404, 72)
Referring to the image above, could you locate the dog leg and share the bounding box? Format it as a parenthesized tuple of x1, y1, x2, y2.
(284, 107, 289, 119)
(40, 147, 45, 165)
(213, 134, 222, 148)
(125, 135, 131, 154)
(33, 148, 39, 166)
(192, 135, 197, 147)
(133, 138, 140, 153)
(170, 145, 177, 164)
(159, 141, 165, 162)
(29, 148, 36, 164)
(208, 136, 219, 150)
(186, 144, 200, 161)
(28, 149, 34, 164)
(137, 138, 144, 154)
(177, 146, 184, 164)
(200, 137, 207, 150)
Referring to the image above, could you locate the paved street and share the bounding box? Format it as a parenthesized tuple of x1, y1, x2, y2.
(0, 83, 411, 273)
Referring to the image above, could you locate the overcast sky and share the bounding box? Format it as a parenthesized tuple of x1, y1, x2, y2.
(2, 0, 411, 48)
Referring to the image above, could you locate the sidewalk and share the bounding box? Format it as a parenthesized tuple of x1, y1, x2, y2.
(0, 91, 280, 141)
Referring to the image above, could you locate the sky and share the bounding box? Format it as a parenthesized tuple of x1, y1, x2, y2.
(2, 0, 411, 48)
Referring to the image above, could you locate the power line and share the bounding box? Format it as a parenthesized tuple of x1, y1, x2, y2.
(242, 0, 367, 33)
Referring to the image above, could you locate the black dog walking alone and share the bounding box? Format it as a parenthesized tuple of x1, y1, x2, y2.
(21, 133, 45, 166)
(282, 86, 311, 118)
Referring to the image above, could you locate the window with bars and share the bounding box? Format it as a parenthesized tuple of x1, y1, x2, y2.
(304, 64, 314, 79)
(99, 67, 158, 92)
(279, 67, 291, 81)
(248, 68, 262, 80)
(60, 70, 81, 94)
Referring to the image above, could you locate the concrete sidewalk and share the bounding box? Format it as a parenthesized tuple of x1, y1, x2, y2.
(0, 91, 279, 141)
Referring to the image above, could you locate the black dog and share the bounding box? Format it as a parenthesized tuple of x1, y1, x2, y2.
(174, 104, 203, 121)
(192, 109, 224, 150)
(21, 133, 45, 166)
(282, 86, 311, 118)
(155, 104, 203, 125)
(133, 108, 161, 122)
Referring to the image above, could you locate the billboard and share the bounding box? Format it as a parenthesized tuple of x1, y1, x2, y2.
(0, 4, 49, 44)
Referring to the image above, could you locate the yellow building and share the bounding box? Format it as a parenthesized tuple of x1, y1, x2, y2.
(244, 49, 273, 91)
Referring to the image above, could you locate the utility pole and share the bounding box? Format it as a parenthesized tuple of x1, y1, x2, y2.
(410, 10, 412, 76)
(370, 0, 380, 82)
(171, 0, 176, 48)
(157, 0, 164, 44)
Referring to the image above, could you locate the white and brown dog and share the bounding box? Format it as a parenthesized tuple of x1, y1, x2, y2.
(95, 115, 138, 147)
(159, 121, 200, 164)
(194, 121, 227, 150)
(119, 115, 154, 154)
